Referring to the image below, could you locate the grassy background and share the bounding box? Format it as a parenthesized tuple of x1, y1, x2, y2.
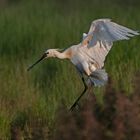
(0, 0, 140, 139)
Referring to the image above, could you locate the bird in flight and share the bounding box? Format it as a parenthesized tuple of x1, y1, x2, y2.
(27, 19, 139, 111)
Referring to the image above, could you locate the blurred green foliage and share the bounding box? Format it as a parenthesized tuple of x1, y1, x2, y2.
(0, 0, 140, 139)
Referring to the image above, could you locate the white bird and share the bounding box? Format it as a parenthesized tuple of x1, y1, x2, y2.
(27, 19, 139, 111)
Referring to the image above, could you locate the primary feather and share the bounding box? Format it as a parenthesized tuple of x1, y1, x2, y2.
(87, 19, 139, 46)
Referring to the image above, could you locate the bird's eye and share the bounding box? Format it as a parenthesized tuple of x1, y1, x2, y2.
(46, 52, 49, 54)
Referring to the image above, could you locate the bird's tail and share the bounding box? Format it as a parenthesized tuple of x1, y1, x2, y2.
(89, 69, 108, 86)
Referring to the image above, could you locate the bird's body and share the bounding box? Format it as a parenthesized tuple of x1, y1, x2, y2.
(28, 19, 139, 110)
(69, 41, 111, 76)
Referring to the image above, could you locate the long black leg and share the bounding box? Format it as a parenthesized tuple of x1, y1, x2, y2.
(69, 77, 88, 111)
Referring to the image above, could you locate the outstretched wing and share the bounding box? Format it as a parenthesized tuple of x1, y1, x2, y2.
(86, 19, 139, 46)
(80, 19, 139, 68)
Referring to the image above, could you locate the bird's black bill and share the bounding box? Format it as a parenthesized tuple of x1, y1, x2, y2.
(27, 54, 46, 71)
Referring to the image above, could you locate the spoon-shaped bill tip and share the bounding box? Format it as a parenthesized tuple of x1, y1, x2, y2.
(27, 63, 36, 71)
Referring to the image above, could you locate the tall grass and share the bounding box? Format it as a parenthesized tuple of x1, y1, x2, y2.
(0, 0, 140, 138)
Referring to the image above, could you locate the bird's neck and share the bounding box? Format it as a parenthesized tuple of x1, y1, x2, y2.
(54, 49, 72, 59)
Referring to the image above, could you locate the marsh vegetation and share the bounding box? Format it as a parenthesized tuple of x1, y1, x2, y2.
(0, 0, 140, 139)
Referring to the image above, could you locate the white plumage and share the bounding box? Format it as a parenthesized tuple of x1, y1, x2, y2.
(70, 19, 139, 86)
(28, 19, 139, 110)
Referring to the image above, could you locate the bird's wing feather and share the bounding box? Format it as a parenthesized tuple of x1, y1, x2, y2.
(86, 19, 139, 46)
(79, 19, 139, 68)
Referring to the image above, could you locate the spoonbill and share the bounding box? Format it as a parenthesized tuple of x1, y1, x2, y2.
(27, 19, 139, 110)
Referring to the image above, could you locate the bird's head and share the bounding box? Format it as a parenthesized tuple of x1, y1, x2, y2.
(27, 49, 61, 71)
(44, 49, 60, 58)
